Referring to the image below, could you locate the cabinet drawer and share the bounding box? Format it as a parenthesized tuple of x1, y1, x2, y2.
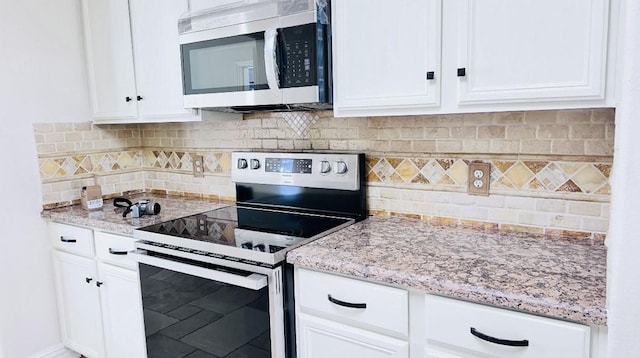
(49, 222, 95, 257)
(296, 268, 408, 337)
(95, 232, 137, 269)
(425, 295, 590, 358)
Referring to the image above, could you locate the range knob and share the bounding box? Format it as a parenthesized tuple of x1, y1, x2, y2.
(319, 160, 331, 174)
(335, 161, 348, 175)
(250, 159, 261, 170)
(253, 243, 266, 252)
(237, 158, 248, 169)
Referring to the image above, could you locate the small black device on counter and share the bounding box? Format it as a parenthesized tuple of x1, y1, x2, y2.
(114, 197, 161, 218)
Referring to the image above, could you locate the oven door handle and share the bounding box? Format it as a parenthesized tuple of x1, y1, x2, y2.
(131, 250, 268, 291)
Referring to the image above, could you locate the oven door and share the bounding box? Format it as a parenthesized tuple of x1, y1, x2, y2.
(132, 250, 282, 358)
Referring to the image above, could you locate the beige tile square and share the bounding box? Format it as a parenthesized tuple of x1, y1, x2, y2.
(572, 165, 607, 193)
(420, 159, 446, 184)
(447, 159, 468, 185)
(372, 158, 395, 181)
(395, 160, 419, 182)
(40, 159, 59, 177)
(504, 162, 534, 188)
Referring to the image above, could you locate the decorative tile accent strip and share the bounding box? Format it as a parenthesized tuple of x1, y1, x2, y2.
(366, 156, 611, 198)
(38, 149, 232, 181)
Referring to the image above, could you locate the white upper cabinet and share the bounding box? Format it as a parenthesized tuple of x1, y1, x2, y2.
(332, 0, 614, 117)
(82, 0, 138, 121)
(452, 0, 609, 105)
(332, 0, 441, 112)
(128, 0, 198, 122)
(81, 0, 239, 123)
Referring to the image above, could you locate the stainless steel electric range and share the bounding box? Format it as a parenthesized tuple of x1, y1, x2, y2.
(132, 152, 366, 358)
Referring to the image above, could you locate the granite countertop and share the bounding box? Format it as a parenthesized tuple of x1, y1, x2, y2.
(287, 216, 607, 326)
(41, 193, 229, 236)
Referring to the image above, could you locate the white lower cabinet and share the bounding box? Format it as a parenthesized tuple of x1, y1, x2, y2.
(98, 262, 146, 358)
(50, 223, 146, 358)
(52, 251, 105, 358)
(295, 267, 606, 358)
(297, 313, 409, 358)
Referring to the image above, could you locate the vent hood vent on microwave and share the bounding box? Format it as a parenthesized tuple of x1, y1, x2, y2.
(178, 0, 329, 35)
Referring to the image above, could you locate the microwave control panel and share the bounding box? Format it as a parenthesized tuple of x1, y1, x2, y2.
(280, 23, 319, 88)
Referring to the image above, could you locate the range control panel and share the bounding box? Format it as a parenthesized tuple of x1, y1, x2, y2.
(265, 158, 313, 174)
(231, 152, 362, 191)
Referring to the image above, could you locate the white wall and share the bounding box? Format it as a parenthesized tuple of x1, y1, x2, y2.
(0, 0, 90, 357)
(608, 0, 640, 357)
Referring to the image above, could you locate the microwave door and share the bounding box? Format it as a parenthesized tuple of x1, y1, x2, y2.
(181, 29, 284, 109)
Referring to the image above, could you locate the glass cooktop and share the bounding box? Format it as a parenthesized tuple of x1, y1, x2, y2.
(136, 205, 351, 260)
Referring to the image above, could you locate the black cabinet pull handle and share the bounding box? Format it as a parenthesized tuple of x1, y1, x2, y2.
(108, 248, 128, 255)
(327, 294, 367, 309)
(96, 281, 104, 287)
(136, 95, 143, 101)
(457, 68, 466, 77)
(85, 277, 93, 284)
(426, 71, 435, 80)
(125, 96, 133, 102)
(470, 327, 529, 347)
(60, 236, 76, 243)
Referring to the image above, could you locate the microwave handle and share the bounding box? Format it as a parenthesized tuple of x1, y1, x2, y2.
(264, 29, 280, 90)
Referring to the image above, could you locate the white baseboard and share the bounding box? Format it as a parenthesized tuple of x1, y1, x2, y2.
(28, 344, 79, 358)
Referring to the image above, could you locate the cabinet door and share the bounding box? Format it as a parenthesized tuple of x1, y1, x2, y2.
(129, 0, 199, 122)
(297, 313, 409, 358)
(52, 250, 105, 358)
(453, 0, 609, 104)
(332, 0, 441, 116)
(98, 262, 147, 358)
(81, 0, 138, 121)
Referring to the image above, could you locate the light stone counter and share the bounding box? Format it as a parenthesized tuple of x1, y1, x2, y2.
(41, 193, 230, 236)
(287, 215, 607, 326)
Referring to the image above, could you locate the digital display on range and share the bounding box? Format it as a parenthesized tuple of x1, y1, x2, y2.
(265, 158, 312, 173)
(281, 159, 294, 173)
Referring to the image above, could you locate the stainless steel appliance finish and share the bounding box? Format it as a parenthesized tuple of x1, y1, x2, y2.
(177, 0, 332, 113)
(133, 151, 366, 358)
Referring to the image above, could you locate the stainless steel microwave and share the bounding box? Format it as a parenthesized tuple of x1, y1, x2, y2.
(178, 0, 332, 113)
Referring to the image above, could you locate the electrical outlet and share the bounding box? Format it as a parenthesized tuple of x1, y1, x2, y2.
(467, 162, 491, 196)
(192, 154, 204, 178)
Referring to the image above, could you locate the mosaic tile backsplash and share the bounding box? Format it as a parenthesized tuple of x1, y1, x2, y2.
(34, 108, 614, 237)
